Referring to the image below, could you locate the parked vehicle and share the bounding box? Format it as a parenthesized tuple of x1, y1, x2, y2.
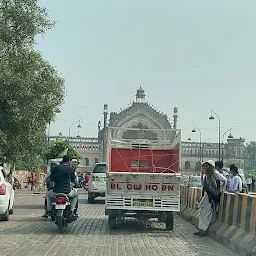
(50, 189, 78, 233)
(88, 163, 107, 203)
(105, 127, 181, 230)
(0, 169, 14, 221)
(189, 176, 202, 187)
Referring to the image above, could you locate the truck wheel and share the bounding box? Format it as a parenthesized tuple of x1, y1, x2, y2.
(166, 212, 174, 230)
(88, 194, 94, 204)
(108, 214, 117, 229)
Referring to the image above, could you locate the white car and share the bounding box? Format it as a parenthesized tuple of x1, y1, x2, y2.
(88, 162, 107, 203)
(0, 169, 14, 221)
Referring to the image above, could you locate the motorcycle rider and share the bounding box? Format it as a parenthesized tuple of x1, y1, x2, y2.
(45, 155, 79, 218)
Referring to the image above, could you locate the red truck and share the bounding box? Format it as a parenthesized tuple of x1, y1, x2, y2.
(105, 127, 181, 230)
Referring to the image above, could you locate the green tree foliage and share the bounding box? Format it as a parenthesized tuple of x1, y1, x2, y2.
(43, 139, 82, 160)
(245, 170, 256, 179)
(244, 141, 256, 170)
(0, 0, 65, 169)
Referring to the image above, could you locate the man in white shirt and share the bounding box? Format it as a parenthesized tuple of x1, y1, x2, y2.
(194, 160, 227, 236)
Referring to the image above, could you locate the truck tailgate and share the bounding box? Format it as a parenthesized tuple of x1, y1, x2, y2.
(106, 172, 181, 211)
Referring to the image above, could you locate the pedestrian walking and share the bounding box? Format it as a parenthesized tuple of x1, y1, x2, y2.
(246, 176, 252, 192)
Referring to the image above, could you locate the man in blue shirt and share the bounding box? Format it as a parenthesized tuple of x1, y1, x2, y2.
(45, 155, 79, 217)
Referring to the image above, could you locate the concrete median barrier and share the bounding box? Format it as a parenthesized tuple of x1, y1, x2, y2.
(180, 185, 256, 256)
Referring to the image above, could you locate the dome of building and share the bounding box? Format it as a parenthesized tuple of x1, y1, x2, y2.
(136, 87, 146, 102)
(136, 87, 145, 98)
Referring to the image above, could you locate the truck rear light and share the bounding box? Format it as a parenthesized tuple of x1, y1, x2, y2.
(56, 197, 66, 204)
(0, 183, 7, 195)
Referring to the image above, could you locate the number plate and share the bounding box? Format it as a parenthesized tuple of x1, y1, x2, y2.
(55, 205, 66, 209)
(133, 201, 153, 207)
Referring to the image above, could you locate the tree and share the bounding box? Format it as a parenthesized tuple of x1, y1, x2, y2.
(0, 0, 65, 170)
(244, 141, 256, 170)
(43, 139, 82, 161)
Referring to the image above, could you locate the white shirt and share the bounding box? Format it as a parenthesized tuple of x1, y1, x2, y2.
(229, 175, 242, 193)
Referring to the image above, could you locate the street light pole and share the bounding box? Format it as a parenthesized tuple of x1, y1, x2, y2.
(202, 138, 211, 162)
(188, 134, 199, 171)
(222, 128, 233, 163)
(68, 119, 82, 142)
(209, 109, 221, 161)
(192, 124, 202, 162)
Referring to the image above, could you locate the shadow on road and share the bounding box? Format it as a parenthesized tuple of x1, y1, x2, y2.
(14, 204, 44, 210)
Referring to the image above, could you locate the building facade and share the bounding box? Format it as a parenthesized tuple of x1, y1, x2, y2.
(50, 88, 245, 173)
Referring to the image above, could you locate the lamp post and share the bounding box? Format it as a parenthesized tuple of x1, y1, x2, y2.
(222, 128, 233, 162)
(68, 119, 82, 142)
(188, 134, 199, 170)
(202, 138, 211, 162)
(192, 124, 202, 162)
(103, 104, 108, 162)
(209, 109, 221, 161)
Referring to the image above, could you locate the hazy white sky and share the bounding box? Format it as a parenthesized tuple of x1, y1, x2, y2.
(37, 0, 255, 143)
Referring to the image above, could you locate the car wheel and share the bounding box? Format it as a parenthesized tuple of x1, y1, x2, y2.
(9, 207, 13, 215)
(2, 207, 10, 221)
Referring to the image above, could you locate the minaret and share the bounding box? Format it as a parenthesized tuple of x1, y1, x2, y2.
(173, 106, 178, 129)
(97, 121, 101, 138)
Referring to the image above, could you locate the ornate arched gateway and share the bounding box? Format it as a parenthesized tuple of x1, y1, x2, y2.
(107, 87, 177, 142)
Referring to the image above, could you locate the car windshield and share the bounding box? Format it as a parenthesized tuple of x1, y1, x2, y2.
(192, 177, 201, 183)
(92, 164, 107, 173)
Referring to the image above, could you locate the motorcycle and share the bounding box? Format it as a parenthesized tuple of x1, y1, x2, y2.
(13, 177, 21, 190)
(51, 190, 78, 233)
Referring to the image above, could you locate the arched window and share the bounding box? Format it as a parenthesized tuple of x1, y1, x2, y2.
(94, 158, 98, 164)
(84, 158, 89, 166)
(185, 161, 191, 170)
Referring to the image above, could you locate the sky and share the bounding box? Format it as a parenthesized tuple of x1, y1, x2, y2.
(37, 0, 256, 143)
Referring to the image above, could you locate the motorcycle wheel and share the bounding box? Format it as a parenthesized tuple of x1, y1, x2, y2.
(56, 216, 65, 233)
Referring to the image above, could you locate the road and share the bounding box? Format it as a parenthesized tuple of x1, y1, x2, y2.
(0, 189, 238, 256)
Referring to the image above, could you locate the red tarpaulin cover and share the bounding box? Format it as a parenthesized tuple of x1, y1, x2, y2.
(109, 144, 179, 173)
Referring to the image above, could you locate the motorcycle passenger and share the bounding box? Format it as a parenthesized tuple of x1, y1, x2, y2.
(42, 162, 58, 218)
(45, 155, 79, 218)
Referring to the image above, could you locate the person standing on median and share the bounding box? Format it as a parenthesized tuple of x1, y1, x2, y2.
(215, 161, 230, 191)
(194, 160, 227, 237)
(227, 164, 242, 194)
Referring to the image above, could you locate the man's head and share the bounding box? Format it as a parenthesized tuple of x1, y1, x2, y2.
(202, 160, 215, 174)
(50, 162, 58, 170)
(230, 164, 238, 176)
(62, 155, 72, 165)
(215, 161, 223, 171)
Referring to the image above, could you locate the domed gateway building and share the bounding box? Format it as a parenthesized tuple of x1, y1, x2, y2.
(49, 87, 245, 173)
